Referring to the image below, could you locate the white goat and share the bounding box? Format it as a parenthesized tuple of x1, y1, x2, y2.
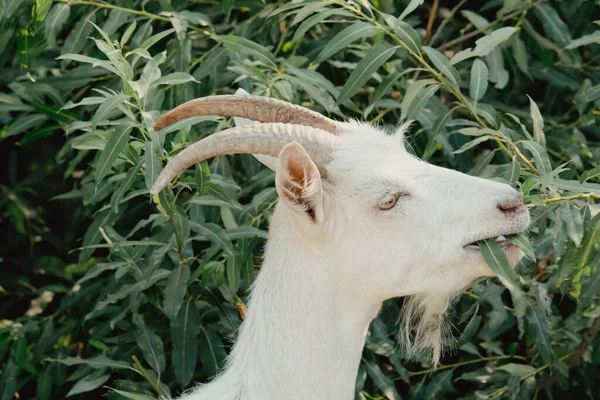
(151, 91, 530, 400)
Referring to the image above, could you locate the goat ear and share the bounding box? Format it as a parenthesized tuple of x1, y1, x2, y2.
(276, 142, 324, 224)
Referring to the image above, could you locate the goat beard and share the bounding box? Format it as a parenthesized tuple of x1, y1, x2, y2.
(398, 289, 461, 366)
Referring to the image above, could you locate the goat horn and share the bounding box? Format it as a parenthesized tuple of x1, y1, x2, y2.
(151, 123, 336, 195)
(152, 95, 339, 134)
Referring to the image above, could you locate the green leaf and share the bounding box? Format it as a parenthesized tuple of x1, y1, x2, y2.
(337, 44, 396, 104)
(496, 363, 535, 377)
(3, 113, 48, 139)
(527, 95, 545, 146)
(216, 35, 276, 67)
(48, 355, 132, 370)
(91, 93, 128, 132)
(61, 15, 96, 62)
(534, 3, 572, 48)
(190, 222, 234, 256)
(525, 301, 554, 363)
(134, 51, 166, 100)
(110, 389, 156, 400)
(66, 374, 110, 397)
(507, 234, 535, 261)
(101, 8, 129, 38)
(450, 27, 517, 65)
(398, 0, 423, 21)
(227, 251, 241, 294)
(581, 165, 600, 183)
(95, 122, 135, 185)
(313, 22, 377, 64)
(163, 261, 190, 322)
(36, 369, 53, 400)
(144, 141, 160, 192)
(153, 72, 198, 86)
(290, 1, 333, 26)
(365, 361, 401, 400)
(44, 4, 70, 47)
(394, 21, 422, 54)
(111, 161, 142, 213)
(461, 10, 489, 29)
(470, 59, 489, 102)
(575, 84, 600, 105)
(170, 300, 200, 388)
(565, 30, 600, 49)
(400, 79, 437, 120)
(0, 358, 19, 400)
(292, 9, 351, 43)
(120, 20, 137, 48)
(478, 239, 525, 318)
(133, 314, 166, 374)
(452, 135, 492, 154)
(520, 140, 551, 175)
(406, 84, 439, 120)
(511, 35, 530, 77)
(172, 213, 190, 250)
(422, 46, 460, 89)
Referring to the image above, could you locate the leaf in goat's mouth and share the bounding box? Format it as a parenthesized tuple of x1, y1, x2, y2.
(466, 235, 515, 250)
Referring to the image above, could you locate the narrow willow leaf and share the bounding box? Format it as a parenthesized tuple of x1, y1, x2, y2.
(111, 161, 142, 213)
(525, 301, 554, 363)
(290, 1, 331, 26)
(194, 161, 211, 194)
(110, 389, 156, 400)
(580, 165, 600, 183)
(452, 135, 492, 154)
(144, 141, 160, 191)
(511, 35, 529, 77)
(44, 3, 70, 47)
(313, 22, 377, 64)
(451, 27, 517, 65)
(95, 122, 135, 185)
(394, 21, 422, 54)
(534, 3, 572, 48)
(216, 35, 276, 67)
(156, 188, 178, 215)
(101, 9, 129, 38)
(575, 84, 600, 105)
(520, 140, 551, 175)
(133, 314, 166, 373)
(479, 239, 526, 320)
(227, 251, 241, 294)
(364, 71, 401, 116)
(0, 358, 19, 400)
(61, 12, 94, 57)
(461, 10, 489, 29)
(153, 72, 198, 86)
(400, 79, 437, 120)
(4, 113, 48, 139)
(48, 355, 132, 370)
(66, 374, 110, 397)
(198, 325, 226, 377)
(560, 203, 584, 247)
(406, 84, 439, 120)
(470, 59, 489, 102)
(172, 213, 190, 249)
(292, 9, 350, 43)
(163, 262, 190, 322)
(422, 46, 460, 89)
(565, 31, 600, 49)
(337, 44, 396, 104)
(398, 0, 423, 20)
(171, 300, 200, 388)
(504, 160, 521, 186)
(36, 369, 52, 400)
(507, 234, 535, 261)
(527, 95, 545, 146)
(79, 209, 121, 262)
(120, 20, 137, 48)
(139, 28, 175, 51)
(91, 94, 127, 131)
(485, 48, 509, 89)
(190, 221, 234, 255)
(496, 363, 535, 377)
(136, 51, 166, 100)
(365, 361, 401, 400)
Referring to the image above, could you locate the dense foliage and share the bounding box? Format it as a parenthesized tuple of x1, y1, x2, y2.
(1, 0, 600, 399)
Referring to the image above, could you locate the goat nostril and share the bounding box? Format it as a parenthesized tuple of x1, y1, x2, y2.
(498, 201, 524, 213)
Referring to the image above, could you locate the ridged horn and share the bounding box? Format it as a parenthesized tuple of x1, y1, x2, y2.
(152, 95, 339, 134)
(150, 123, 337, 195)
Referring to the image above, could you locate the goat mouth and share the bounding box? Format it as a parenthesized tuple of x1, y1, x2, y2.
(463, 235, 515, 251)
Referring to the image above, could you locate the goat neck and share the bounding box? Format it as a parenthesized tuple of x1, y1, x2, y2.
(181, 204, 381, 400)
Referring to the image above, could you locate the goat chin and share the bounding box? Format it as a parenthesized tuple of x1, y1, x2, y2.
(152, 91, 530, 400)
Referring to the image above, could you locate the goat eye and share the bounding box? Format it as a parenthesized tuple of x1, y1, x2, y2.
(378, 195, 398, 210)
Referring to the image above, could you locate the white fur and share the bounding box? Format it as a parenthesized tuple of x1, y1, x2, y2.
(175, 113, 530, 400)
